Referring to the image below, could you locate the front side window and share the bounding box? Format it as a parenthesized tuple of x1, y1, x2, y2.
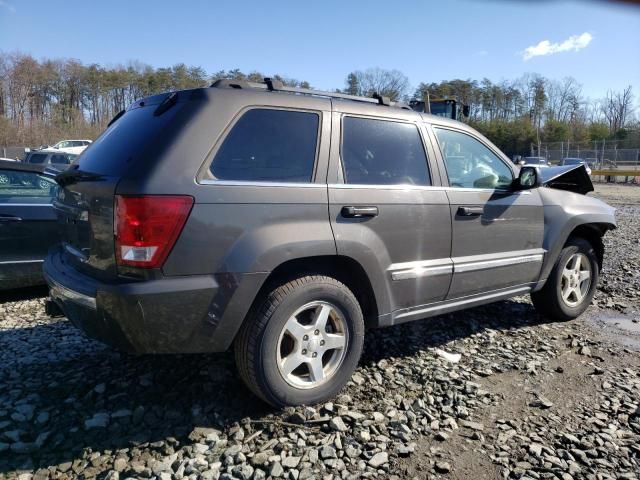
(341, 117, 431, 186)
(434, 128, 513, 189)
(0, 169, 58, 200)
(210, 108, 319, 183)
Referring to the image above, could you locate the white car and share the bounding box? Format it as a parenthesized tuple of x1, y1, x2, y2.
(50, 139, 92, 155)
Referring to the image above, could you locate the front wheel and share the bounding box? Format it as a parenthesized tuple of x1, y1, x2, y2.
(531, 237, 599, 321)
(234, 275, 365, 407)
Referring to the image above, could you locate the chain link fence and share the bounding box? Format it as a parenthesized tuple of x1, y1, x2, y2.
(532, 141, 640, 184)
(532, 141, 640, 169)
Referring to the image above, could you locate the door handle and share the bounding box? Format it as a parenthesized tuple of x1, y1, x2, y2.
(0, 215, 22, 222)
(457, 206, 483, 217)
(341, 206, 379, 218)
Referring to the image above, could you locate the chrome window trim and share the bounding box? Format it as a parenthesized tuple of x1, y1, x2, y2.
(0, 203, 54, 206)
(0, 259, 44, 265)
(328, 183, 444, 191)
(199, 179, 326, 188)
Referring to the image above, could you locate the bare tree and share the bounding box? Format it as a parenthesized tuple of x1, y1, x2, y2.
(345, 68, 409, 101)
(601, 86, 634, 133)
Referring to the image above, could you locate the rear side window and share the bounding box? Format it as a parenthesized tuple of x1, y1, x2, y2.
(27, 153, 47, 164)
(210, 109, 319, 183)
(341, 117, 431, 186)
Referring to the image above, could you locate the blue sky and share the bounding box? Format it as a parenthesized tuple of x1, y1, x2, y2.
(1, 0, 638, 100)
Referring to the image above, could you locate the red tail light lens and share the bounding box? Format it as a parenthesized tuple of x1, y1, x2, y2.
(115, 195, 193, 268)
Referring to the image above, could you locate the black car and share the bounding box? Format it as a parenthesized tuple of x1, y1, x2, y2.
(0, 160, 59, 290)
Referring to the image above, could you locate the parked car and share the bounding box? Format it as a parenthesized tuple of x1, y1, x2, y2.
(24, 149, 77, 170)
(44, 79, 616, 407)
(51, 139, 92, 155)
(0, 160, 59, 290)
(523, 156, 548, 166)
(561, 157, 592, 175)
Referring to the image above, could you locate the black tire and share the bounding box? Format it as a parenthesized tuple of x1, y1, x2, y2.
(531, 237, 599, 321)
(234, 275, 365, 407)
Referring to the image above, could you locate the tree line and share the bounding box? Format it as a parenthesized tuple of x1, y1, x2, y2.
(0, 52, 637, 157)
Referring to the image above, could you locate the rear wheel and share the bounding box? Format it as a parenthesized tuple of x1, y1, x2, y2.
(234, 275, 364, 407)
(531, 237, 599, 321)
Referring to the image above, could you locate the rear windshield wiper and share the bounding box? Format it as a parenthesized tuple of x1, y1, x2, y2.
(54, 166, 103, 186)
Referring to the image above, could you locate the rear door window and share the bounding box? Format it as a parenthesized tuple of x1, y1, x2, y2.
(27, 153, 47, 164)
(341, 117, 431, 186)
(210, 108, 320, 183)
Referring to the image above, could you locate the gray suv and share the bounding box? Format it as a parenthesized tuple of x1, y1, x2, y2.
(44, 79, 616, 407)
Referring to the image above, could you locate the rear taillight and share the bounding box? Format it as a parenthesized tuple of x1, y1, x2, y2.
(115, 195, 193, 268)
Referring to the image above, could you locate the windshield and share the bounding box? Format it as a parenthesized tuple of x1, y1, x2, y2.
(564, 159, 584, 165)
(429, 102, 454, 118)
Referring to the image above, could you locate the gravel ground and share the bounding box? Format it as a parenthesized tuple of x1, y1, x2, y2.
(1, 184, 639, 480)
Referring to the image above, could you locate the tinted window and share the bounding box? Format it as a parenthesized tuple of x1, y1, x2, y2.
(77, 102, 188, 176)
(27, 153, 47, 164)
(210, 109, 319, 183)
(434, 128, 513, 189)
(51, 154, 70, 164)
(0, 169, 57, 200)
(341, 117, 430, 186)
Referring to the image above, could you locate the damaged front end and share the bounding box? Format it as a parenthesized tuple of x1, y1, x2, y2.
(538, 165, 594, 195)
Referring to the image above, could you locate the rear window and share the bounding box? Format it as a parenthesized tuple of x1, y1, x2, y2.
(75, 103, 183, 176)
(210, 108, 319, 183)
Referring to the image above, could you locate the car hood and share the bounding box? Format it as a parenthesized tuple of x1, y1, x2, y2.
(539, 164, 593, 195)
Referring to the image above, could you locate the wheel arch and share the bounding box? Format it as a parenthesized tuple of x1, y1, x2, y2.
(536, 218, 615, 291)
(249, 255, 380, 328)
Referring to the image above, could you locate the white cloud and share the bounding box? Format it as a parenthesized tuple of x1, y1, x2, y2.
(522, 32, 593, 61)
(0, 0, 16, 12)
(477, 50, 489, 57)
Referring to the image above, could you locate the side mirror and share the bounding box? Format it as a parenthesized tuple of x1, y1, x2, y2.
(516, 166, 542, 190)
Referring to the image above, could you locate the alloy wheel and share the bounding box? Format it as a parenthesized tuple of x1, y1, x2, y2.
(276, 301, 349, 389)
(560, 253, 592, 308)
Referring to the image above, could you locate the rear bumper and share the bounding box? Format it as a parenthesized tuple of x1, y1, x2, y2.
(44, 247, 267, 353)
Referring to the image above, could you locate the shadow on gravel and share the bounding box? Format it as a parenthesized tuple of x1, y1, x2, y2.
(0, 297, 553, 472)
(0, 285, 49, 303)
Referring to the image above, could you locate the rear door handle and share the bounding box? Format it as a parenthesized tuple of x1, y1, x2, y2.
(0, 215, 22, 222)
(457, 206, 484, 216)
(341, 206, 379, 218)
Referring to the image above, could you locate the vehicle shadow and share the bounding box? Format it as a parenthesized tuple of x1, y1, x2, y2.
(0, 296, 555, 473)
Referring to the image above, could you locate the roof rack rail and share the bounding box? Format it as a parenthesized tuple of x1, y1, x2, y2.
(210, 78, 409, 109)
